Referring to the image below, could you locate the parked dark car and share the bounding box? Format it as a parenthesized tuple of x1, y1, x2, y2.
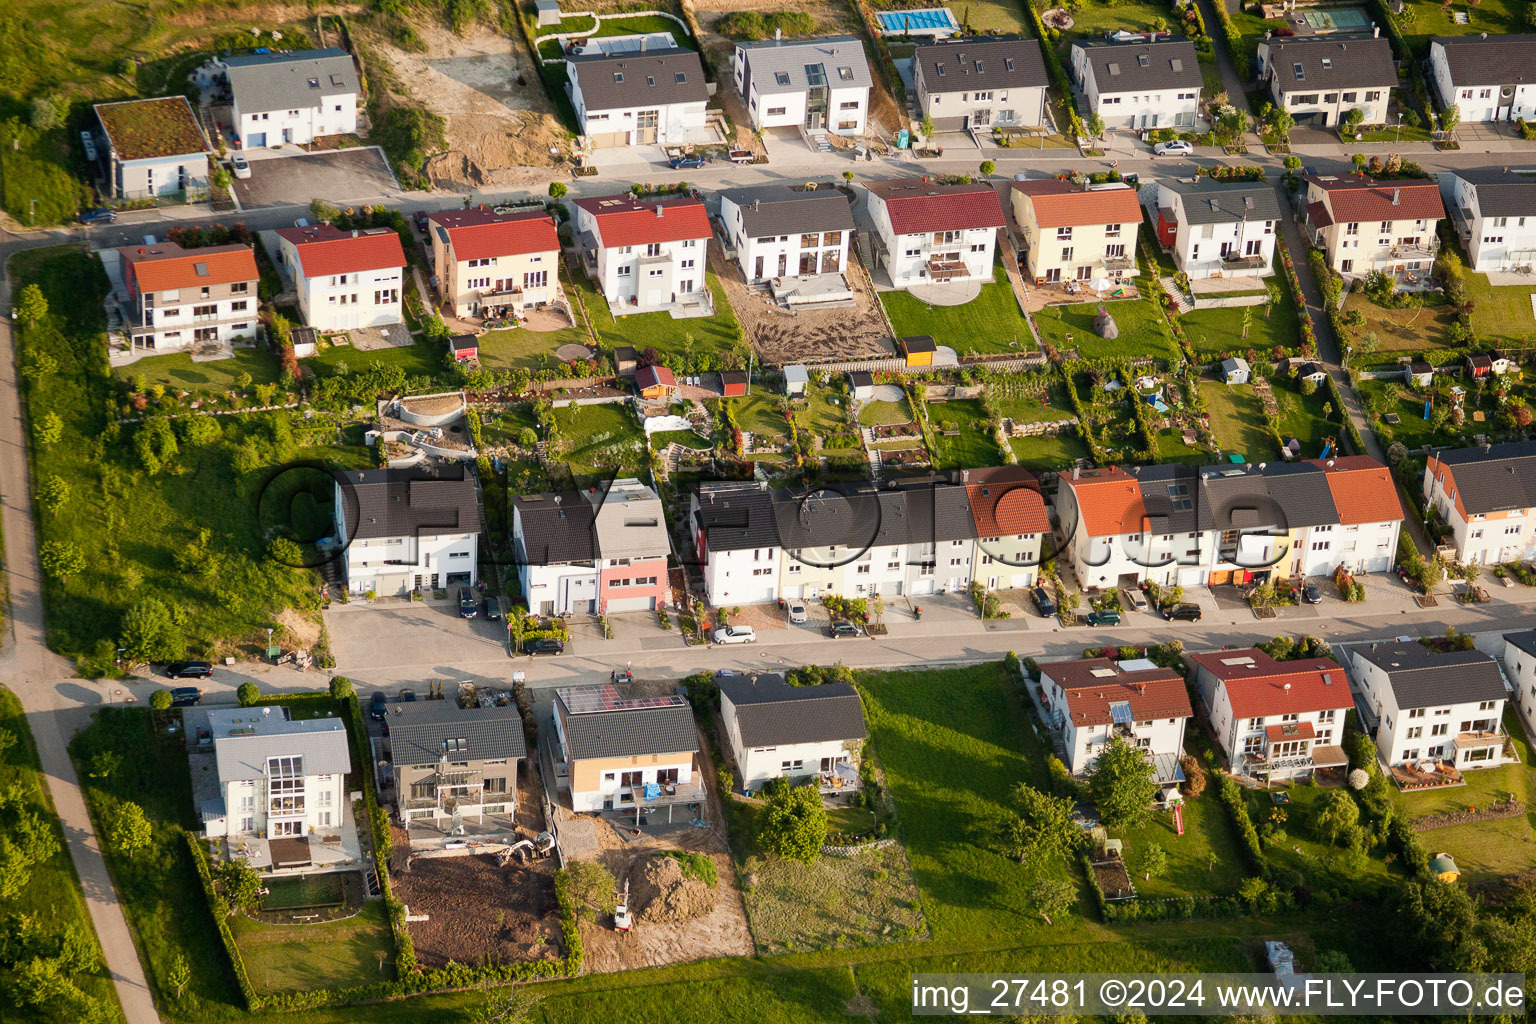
(1032, 585, 1056, 618)
(169, 687, 203, 707)
(481, 597, 501, 621)
(399, 688, 417, 703)
(524, 637, 565, 656)
(164, 660, 212, 679)
(458, 586, 477, 618)
(829, 619, 860, 639)
(413, 210, 430, 232)
(1086, 609, 1122, 626)
(1165, 603, 1203, 622)
(369, 691, 388, 720)
(79, 207, 117, 225)
(1303, 582, 1323, 605)
(668, 154, 708, 169)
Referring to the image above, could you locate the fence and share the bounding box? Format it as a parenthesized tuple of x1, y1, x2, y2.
(1191, 293, 1269, 310)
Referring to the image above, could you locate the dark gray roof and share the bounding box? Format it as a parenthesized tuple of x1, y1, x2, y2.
(1131, 463, 1202, 534)
(1260, 36, 1395, 92)
(1354, 643, 1508, 709)
(1432, 440, 1536, 514)
(1074, 38, 1202, 94)
(1160, 179, 1282, 225)
(1452, 170, 1536, 218)
(915, 37, 1048, 93)
(343, 466, 483, 543)
(717, 674, 867, 747)
(1504, 629, 1536, 659)
(223, 48, 360, 114)
(769, 480, 979, 552)
(694, 483, 780, 553)
(734, 35, 874, 96)
(1199, 461, 1340, 532)
(568, 48, 708, 111)
(387, 701, 528, 765)
(1432, 34, 1536, 87)
(557, 698, 700, 760)
(210, 713, 350, 783)
(720, 184, 855, 239)
(514, 491, 599, 564)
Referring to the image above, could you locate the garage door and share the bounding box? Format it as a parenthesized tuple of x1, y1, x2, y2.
(606, 595, 655, 613)
(1293, 111, 1327, 127)
(783, 584, 804, 599)
(1177, 567, 1204, 587)
(589, 132, 627, 149)
(910, 578, 935, 595)
(749, 585, 777, 604)
(247, 133, 266, 148)
(879, 580, 902, 595)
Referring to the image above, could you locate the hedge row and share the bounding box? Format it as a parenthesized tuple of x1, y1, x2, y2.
(1022, 3, 1076, 130)
(1206, 0, 1252, 81)
(1216, 775, 1268, 875)
(185, 833, 260, 1009)
(1275, 236, 1318, 354)
(1303, 247, 1368, 454)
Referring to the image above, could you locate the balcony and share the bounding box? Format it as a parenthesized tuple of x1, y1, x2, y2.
(1389, 241, 1439, 259)
(1102, 253, 1135, 271)
(926, 256, 971, 281)
(1220, 252, 1268, 270)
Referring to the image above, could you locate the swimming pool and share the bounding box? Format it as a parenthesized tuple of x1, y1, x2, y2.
(1301, 8, 1372, 30)
(876, 7, 961, 37)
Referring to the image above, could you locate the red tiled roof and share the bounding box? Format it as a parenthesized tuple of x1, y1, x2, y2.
(1307, 175, 1445, 222)
(867, 179, 1006, 235)
(120, 241, 257, 294)
(275, 224, 405, 279)
(1265, 721, 1316, 741)
(1307, 455, 1406, 526)
(1040, 659, 1192, 727)
(635, 365, 676, 389)
(961, 466, 1048, 536)
(1186, 649, 1353, 719)
(1305, 200, 1333, 229)
(572, 195, 711, 247)
(1013, 179, 1142, 228)
(1064, 466, 1145, 537)
(427, 207, 560, 262)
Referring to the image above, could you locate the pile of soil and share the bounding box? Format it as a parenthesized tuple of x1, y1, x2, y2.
(632, 856, 715, 923)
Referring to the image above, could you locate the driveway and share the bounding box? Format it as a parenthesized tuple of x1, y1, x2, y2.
(232, 147, 400, 209)
(326, 598, 513, 673)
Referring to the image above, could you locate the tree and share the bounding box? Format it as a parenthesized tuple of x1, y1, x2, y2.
(35, 474, 68, 517)
(120, 598, 184, 663)
(756, 780, 828, 863)
(1341, 107, 1365, 133)
(34, 411, 63, 446)
(1311, 789, 1360, 846)
(216, 860, 263, 913)
(469, 987, 540, 1024)
(210, 166, 233, 190)
(842, 170, 854, 183)
(548, 181, 568, 199)
(1440, 104, 1460, 135)
(1351, 152, 1368, 172)
(167, 953, 191, 999)
(996, 783, 1083, 866)
(237, 682, 261, 707)
(516, 426, 538, 448)
(979, 159, 996, 178)
(1141, 843, 1168, 881)
(329, 676, 354, 700)
(107, 801, 152, 857)
(1086, 113, 1105, 140)
(309, 198, 340, 224)
(920, 113, 935, 139)
(150, 689, 173, 711)
(39, 540, 84, 579)
(1266, 104, 1295, 140)
(1029, 877, 1076, 925)
(29, 94, 66, 130)
(1088, 738, 1158, 829)
(560, 860, 618, 922)
(1390, 877, 1482, 969)
(14, 283, 48, 326)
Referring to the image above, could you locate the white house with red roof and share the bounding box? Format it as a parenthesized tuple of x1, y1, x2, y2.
(863, 179, 1005, 291)
(113, 240, 259, 351)
(1037, 656, 1192, 786)
(963, 466, 1049, 590)
(1187, 649, 1352, 781)
(275, 224, 406, 332)
(426, 207, 562, 319)
(571, 194, 712, 315)
(1302, 175, 1443, 280)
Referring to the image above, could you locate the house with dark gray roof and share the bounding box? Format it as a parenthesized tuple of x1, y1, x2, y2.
(1443, 169, 1536, 272)
(1069, 37, 1203, 131)
(566, 48, 708, 148)
(1351, 642, 1512, 770)
(913, 37, 1049, 132)
(336, 465, 483, 597)
(385, 700, 527, 845)
(1503, 629, 1536, 740)
(691, 482, 785, 606)
(1423, 440, 1536, 565)
(1147, 178, 1280, 280)
(731, 35, 873, 136)
(552, 685, 702, 813)
(1430, 34, 1536, 123)
(717, 673, 867, 793)
(718, 182, 855, 296)
(1255, 35, 1395, 128)
(217, 48, 360, 148)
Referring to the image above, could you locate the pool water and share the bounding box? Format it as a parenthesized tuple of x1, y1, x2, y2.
(877, 8, 960, 32)
(1301, 8, 1372, 29)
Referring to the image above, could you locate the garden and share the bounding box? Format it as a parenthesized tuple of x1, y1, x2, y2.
(879, 267, 1037, 356)
(547, 400, 650, 485)
(1030, 297, 1182, 362)
(1200, 380, 1277, 463)
(1466, 273, 1536, 346)
(1178, 290, 1301, 361)
(572, 271, 751, 374)
(926, 398, 1007, 469)
(231, 897, 394, 996)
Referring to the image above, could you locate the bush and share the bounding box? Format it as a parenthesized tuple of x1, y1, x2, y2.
(236, 682, 261, 706)
(756, 779, 828, 862)
(328, 676, 354, 700)
(1217, 776, 1266, 874)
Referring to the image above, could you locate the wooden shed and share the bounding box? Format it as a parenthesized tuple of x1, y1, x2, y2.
(719, 370, 749, 397)
(635, 364, 677, 399)
(899, 335, 936, 367)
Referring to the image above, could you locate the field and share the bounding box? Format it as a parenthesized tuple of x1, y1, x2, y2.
(1180, 294, 1301, 360)
(1031, 297, 1182, 362)
(927, 399, 1005, 468)
(232, 898, 395, 995)
(879, 268, 1036, 355)
(1466, 274, 1536, 346)
(0, 688, 123, 1024)
(390, 854, 564, 969)
(1201, 380, 1276, 463)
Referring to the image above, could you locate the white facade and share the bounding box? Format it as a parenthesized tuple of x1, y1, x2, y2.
(571, 96, 707, 146)
(1070, 43, 1200, 130)
(732, 37, 872, 136)
(1504, 634, 1536, 742)
(1429, 40, 1536, 122)
(1422, 454, 1536, 565)
(1207, 691, 1345, 781)
(1271, 83, 1389, 129)
(1172, 216, 1276, 281)
(699, 544, 780, 606)
(566, 757, 695, 813)
(718, 197, 849, 284)
(721, 709, 855, 792)
(203, 711, 349, 841)
(133, 293, 258, 350)
(519, 562, 600, 615)
(1038, 673, 1188, 776)
(1352, 653, 1509, 769)
(865, 206, 997, 289)
(571, 204, 709, 310)
(341, 533, 478, 596)
(276, 234, 403, 332)
(236, 93, 357, 148)
(1445, 173, 1536, 272)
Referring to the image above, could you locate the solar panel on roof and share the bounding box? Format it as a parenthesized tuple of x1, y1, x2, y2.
(558, 684, 685, 715)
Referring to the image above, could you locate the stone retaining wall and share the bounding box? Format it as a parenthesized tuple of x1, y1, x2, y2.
(821, 837, 898, 857)
(1410, 800, 1526, 832)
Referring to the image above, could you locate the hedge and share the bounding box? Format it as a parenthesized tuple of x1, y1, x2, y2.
(1303, 247, 1368, 453)
(1022, 4, 1076, 123)
(1216, 775, 1268, 875)
(186, 833, 259, 1009)
(1207, 0, 1252, 81)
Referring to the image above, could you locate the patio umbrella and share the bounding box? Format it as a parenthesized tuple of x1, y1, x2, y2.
(1089, 276, 1113, 296)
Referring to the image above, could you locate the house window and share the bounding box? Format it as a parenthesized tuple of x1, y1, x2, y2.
(484, 776, 508, 794)
(767, 106, 787, 117)
(231, 281, 249, 294)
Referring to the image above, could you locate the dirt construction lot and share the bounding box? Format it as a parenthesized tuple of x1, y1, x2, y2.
(392, 854, 564, 968)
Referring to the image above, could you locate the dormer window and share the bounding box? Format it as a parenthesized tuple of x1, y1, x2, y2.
(1321, 58, 1332, 70)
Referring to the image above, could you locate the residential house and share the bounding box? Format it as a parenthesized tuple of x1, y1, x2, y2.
(552, 685, 702, 813)
(635, 364, 677, 399)
(1054, 464, 1164, 591)
(1352, 641, 1512, 769)
(1442, 169, 1536, 272)
(115, 240, 258, 351)
(592, 478, 671, 613)
(1309, 455, 1406, 574)
(1422, 440, 1536, 564)
(572, 194, 712, 313)
(427, 207, 561, 319)
(964, 466, 1049, 591)
(93, 96, 209, 200)
(1011, 178, 1141, 285)
(1222, 356, 1251, 384)
(335, 465, 483, 596)
(1187, 649, 1352, 780)
(1069, 37, 1202, 131)
(1429, 34, 1536, 122)
(1147, 178, 1280, 280)
(1502, 630, 1536, 741)
(567, 48, 708, 147)
(1036, 657, 1192, 789)
(718, 182, 854, 289)
(201, 707, 350, 845)
(1303, 174, 1443, 278)
(275, 224, 406, 331)
(717, 673, 867, 793)
(219, 48, 359, 148)
(512, 479, 671, 614)
(913, 37, 1050, 132)
(865, 178, 1005, 289)
(731, 36, 873, 136)
(387, 700, 527, 843)
(1255, 35, 1395, 128)
(691, 482, 783, 605)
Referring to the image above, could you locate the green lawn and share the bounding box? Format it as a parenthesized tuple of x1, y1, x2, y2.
(1113, 792, 1248, 900)
(651, 428, 711, 450)
(1012, 429, 1091, 470)
(1466, 273, 1536, 346)
(1397, 0, 1526, 54)
(1031, 297, 1181, 362)
(996, 379, 1074, 425)
(232, 898, 394, 995)
(557, 401, 648, 483)
(1273, 384, 1339, 458)
(1200, 381, 1277, 463)
(732, 394, 789, 439)
(927, 398, 1004, 469)
(858, 397, 912, 426)
(1360, 380, 1469, 449)
(116, 347, 283, 394)
(308, 336, 443, 379)
(1340, 290, 1457, 359)
(477, 322, 593, 374)
(1243, 782, 1398, 893)
(1181, 293, 1301, 360)
(880, 268, 1035, 355)
(801, 387, 858, 447)
(0, 688, 124, 1024)
(576, 271, 745, 369)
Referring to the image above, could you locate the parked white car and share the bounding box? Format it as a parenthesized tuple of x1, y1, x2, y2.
(1122, 587, 1150, 613)
(230, 153, 251, 179)
(786, 602, 807, 624)
(712, 625, 757, 645)
(1153, 140, 1193, 157)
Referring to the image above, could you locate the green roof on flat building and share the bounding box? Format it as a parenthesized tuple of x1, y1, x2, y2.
(95, 96, 208, 161)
